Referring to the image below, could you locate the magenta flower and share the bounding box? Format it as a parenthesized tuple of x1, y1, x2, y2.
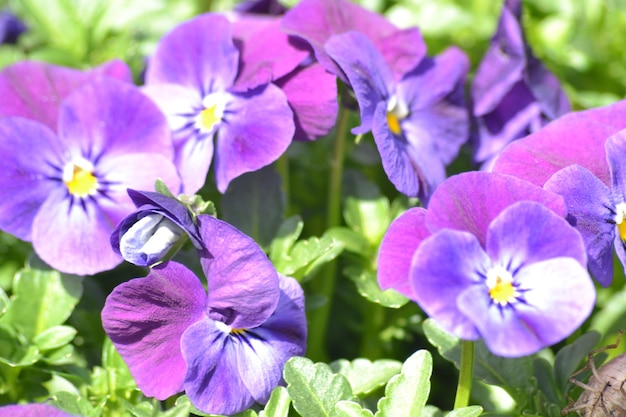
(143, 13, 296, 193)
(471, 0, 570, 169)
(378, 172, 594, 357)
(324, 31, 469, 201)
(0, 404, 77, 417)
(0, 78, 180, 275)
(102, 215, 307, 415)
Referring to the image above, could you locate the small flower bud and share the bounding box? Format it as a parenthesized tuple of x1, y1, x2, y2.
(119, 214, 184, 266)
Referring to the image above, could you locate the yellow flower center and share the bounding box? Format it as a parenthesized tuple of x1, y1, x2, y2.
(63, 158, 98, 197)
(386, 112, 402, 135)
(215, 320, 246, 336)
(386, 95, 408, 136)
(195, 92, 228, 132)
(486, 266, 517, 306)
(615, 203, 626, 242)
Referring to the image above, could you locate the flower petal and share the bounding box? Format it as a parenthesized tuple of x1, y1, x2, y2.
(425, 171, 567, 246)
(101, 261, 206, 400)
(0, 404, 78, 417)
(182, 319, 255, 415)
(276, 63, 338, 141)
(58, 77, 174, 161)
(214, 84, 293, 193)
(237, 275, 307, 403)
(324, 31, 392, 135)
(32, 190, 122, 275)
(198, 215, 280, 329)
(411, 229, 488, 340)
(145, 13, 239, 93)
(606, 130, 626, 202)
(0, 118, 63, 240)
(486, 201, 587, 271)
(544, 165, 615, 286)
(492, 100, 626, 187)
(0, 60, 131, 130)
(377, 207, 429, 298)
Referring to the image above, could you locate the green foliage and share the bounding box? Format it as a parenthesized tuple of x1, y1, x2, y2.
(330, 358, 402, 397)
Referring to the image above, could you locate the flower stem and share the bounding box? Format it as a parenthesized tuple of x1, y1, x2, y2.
(275, 153, 290, 216)
(454, 340, 475, 409)
(306, 106, 350, 362)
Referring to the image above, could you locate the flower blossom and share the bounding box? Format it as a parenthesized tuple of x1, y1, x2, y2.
(102, 215, 307, 415)
(0, 10, 27, 44)
(471, 0, 570, 169)
(0, 77, 180, 275)
(143, 13, 297, 194)
(324, 31, 469, 201)
(378, 172, 595, 357)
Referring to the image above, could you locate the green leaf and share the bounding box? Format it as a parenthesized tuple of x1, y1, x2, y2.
(554, 330, 601, 392)
(334, 401, 375, 417)
(0, 287, 9, 319)
(0, 324, 41, 366)
(1, 263, 83, 339)
(49, 391, 103, 417)
(330, 358, 402, 396)
(42, 344, 80, 366)
(421, 405, 444, 417)
(221, 165, 285, 249)
(270, 216, 303, 268)
(259, 386, 291, 417)
(174, 395, 258, 417)
(445, 406, 483, 417)
(375, 350, 432, 417)
(533, 357, 561, 406)
(344, 266, 408, 308)
(155, 178, 177, 198)
(102, 337, 136, 391)
(32, 325, 77, 351)
(325, 227, 370, 255)
(342, 170, 392, 247)
(284, 356, 353, 417)
(422, 319, 533, 389)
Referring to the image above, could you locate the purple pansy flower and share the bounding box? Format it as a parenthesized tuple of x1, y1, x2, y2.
(324, 31, 469, 201)
(471, 0, 570, 170)
(0, 404, 78, 417)
(413, 201, 593, 357)
(378, 172, 594, 357)
(234, 0, 287, 15)
(0, 10, 27, 44)
(378, 171, 569, 299)
(0, 77, 180, 275)
(282, 0, 425, 82)
(110, 189, 203, 267)
(544, 130, 626, 286)
(143, 13, 295, 194)
(102, 215, 306, 415)
(0, 60, 132, 130)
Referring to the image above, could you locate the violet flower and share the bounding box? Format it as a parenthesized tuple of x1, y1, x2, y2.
(102, 215, 306, 415)
(378, 172, 594, 357)
(0, 78, 180, 275)
(324, 31, 469, 201)
(0, 60, 132, 130)
(282, 0, 425, 82)
(143, 13, 296, 194)
(471, 0, 570, 169)
(111, 189, 204, 267)
(0, 10, 27, 44)
(0, 404, 77, 417)
(544, 130, 626, 287)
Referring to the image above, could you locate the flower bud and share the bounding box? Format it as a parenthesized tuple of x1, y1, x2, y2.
(119, 214, 185, 266)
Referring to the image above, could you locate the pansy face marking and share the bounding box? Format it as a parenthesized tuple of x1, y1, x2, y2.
(194, 91, 229, 134)
(62, 156, 98, 198)
(386, 95, 408, 136)
(486, 265, 518, 306)
(614, 202, 626, 243)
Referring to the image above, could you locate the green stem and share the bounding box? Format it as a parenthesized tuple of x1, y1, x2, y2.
(306, 107, 351, 362)
(453, 340, 475, 409)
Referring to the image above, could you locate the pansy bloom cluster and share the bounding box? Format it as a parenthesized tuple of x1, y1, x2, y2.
(2, 0, 626, 416)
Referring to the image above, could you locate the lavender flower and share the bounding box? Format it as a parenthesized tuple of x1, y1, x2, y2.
(143, 13, 296, 194)
(102, 215, 306, 415)
(0, 78, 180, 275)
(471, 0, 570, 169)
(378, 171, 568, 299)
(379, 171, 594, 357)
(324, 31, 469, 201)
(0, 60, 132, 130)
(544, 131, 626, 286)
(0, 404, 77, 417)
(111, 189, 203, 267)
